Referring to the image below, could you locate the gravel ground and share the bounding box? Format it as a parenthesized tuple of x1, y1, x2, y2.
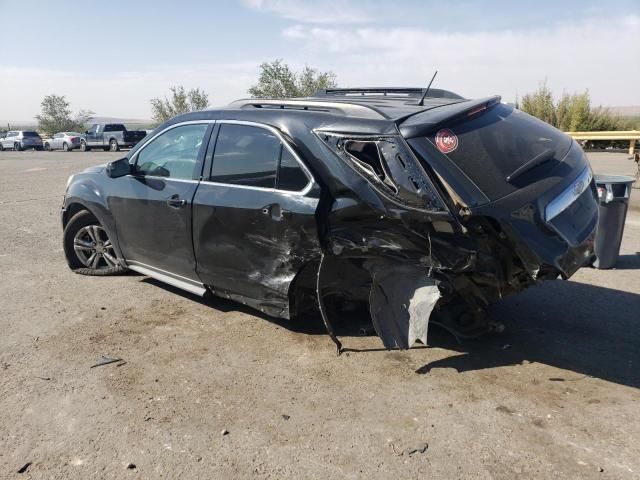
(0, 150, 638, 479)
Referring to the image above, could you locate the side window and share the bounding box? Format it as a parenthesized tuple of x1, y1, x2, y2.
(277, 148, 309, 191)
(210, 124, 280, 188)
(104, 125, 113, 132)
(135, 123, 208, 179)
(87, 125, 97, 134)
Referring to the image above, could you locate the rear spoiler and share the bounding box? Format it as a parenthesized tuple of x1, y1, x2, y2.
(397, 95, 502, 138)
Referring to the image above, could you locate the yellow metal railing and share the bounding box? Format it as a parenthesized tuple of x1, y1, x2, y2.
(565, 131, 640, 155)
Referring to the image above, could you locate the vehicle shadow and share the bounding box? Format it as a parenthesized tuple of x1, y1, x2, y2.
(613, 253, 640, 270)
(140, 277, 328, 335)
(140, 276, 640, 389)
(415, 280, 640, 390)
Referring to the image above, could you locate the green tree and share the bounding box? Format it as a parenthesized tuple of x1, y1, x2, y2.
(248, 59, 337, 98)
(150, 86, 210, 125)
(36, 94, 93, 134)
(520, 80, 556, 126)
(519, 82, 624, 132)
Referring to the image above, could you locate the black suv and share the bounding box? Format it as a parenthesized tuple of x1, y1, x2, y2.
(61, 88, 598, 350)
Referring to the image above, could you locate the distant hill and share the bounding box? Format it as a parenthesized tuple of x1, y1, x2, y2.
(1, 115, 154, 131)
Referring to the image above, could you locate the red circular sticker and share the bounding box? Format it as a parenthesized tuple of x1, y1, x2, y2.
(435, 128, 458, 154)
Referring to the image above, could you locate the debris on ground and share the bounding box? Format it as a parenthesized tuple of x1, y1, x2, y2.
(34, 375, 51, 380)
(90, 355, 123, 368)
(390, 442, 429, 456)
(221, 429, 229, 436)
(282, 414, 290, 420)
(17, 462, 32, 474)
(126, 462, 136, 470)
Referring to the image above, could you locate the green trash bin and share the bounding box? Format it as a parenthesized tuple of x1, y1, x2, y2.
(593, 174, 634, 269)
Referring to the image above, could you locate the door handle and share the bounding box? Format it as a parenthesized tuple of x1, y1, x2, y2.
(261, 204, 293, 219)
(167, 195, 187, 208)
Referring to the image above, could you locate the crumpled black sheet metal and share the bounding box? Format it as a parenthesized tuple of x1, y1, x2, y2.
(366, 261, 440, 349)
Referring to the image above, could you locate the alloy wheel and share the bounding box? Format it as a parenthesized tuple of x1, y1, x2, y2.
(73, 225, 119, 270)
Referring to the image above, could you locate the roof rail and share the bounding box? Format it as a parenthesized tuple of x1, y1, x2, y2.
(228, 99, 388, 119)
(314, 87, 464, 100)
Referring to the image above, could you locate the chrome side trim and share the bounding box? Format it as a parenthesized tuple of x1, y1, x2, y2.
(545, 167, 593, 221)
(125, 175, 199, 184)
(126, 260, 207, 296)
(128, 119, 316, 196)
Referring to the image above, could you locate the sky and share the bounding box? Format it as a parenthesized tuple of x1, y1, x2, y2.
(0, 0, 638, 122)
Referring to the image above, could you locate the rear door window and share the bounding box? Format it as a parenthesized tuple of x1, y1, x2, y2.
(210, 124, 280, 188)
(277, 148, 309, 191)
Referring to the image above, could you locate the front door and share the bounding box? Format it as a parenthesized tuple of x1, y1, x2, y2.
(192, 121, 321, 316)
(109, 122, 212, 281)
(85, 124, 99, 146)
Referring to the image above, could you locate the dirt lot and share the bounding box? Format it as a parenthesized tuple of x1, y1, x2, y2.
(1, 150, 639, 479)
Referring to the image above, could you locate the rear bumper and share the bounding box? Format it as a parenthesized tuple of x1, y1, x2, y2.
(474, 169, 598, 280)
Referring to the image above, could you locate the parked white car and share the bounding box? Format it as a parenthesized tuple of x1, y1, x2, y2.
(44, 132, 83, 151)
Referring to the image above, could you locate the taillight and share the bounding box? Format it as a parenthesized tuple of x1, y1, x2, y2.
(69, 137, 77, 141)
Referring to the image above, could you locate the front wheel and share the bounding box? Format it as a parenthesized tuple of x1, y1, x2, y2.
(63, 210, 127, 276)
(62, 142, 70, 152)
(44, 143, 51, 151)
(80, 141, 90, 152)
(109, 139, 119, 152)
(14, 143, 22, 151)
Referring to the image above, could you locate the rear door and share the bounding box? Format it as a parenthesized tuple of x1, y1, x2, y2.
(109, 121, 213, 283)
(192, 121, 321, 316)
(52, 133, 62, 149)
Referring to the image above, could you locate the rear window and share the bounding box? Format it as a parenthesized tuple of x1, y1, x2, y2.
(23, 131, 40, 137)
(427, 104, 572, 200)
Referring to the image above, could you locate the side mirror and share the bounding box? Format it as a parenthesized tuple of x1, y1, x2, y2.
(106, 157, 132, 178)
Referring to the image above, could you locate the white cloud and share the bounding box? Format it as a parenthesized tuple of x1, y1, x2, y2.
(282, 16, 640, 106)
(0, 63, 259, 122)
(242, 0, 373, 24)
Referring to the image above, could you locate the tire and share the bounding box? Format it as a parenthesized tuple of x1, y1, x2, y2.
(0, 143, 4, 151)
(35, 146, 43, 151)
(109, 139, 119, 152)
(44, 143, 51, 151)
(14, 143, 22, 151)
(80, 141, 90, 152)
(63, 210, 127, 276)
(62, 142, 70, 152)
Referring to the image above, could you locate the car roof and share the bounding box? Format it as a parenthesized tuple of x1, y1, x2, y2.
(161, 87, 483, 137)
(226, 88, 467, 121)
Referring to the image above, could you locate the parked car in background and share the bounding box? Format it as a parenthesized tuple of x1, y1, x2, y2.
(80, 123, 147, 152)
(44, 132, 83, 151)
(0, 131, 43, 151)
